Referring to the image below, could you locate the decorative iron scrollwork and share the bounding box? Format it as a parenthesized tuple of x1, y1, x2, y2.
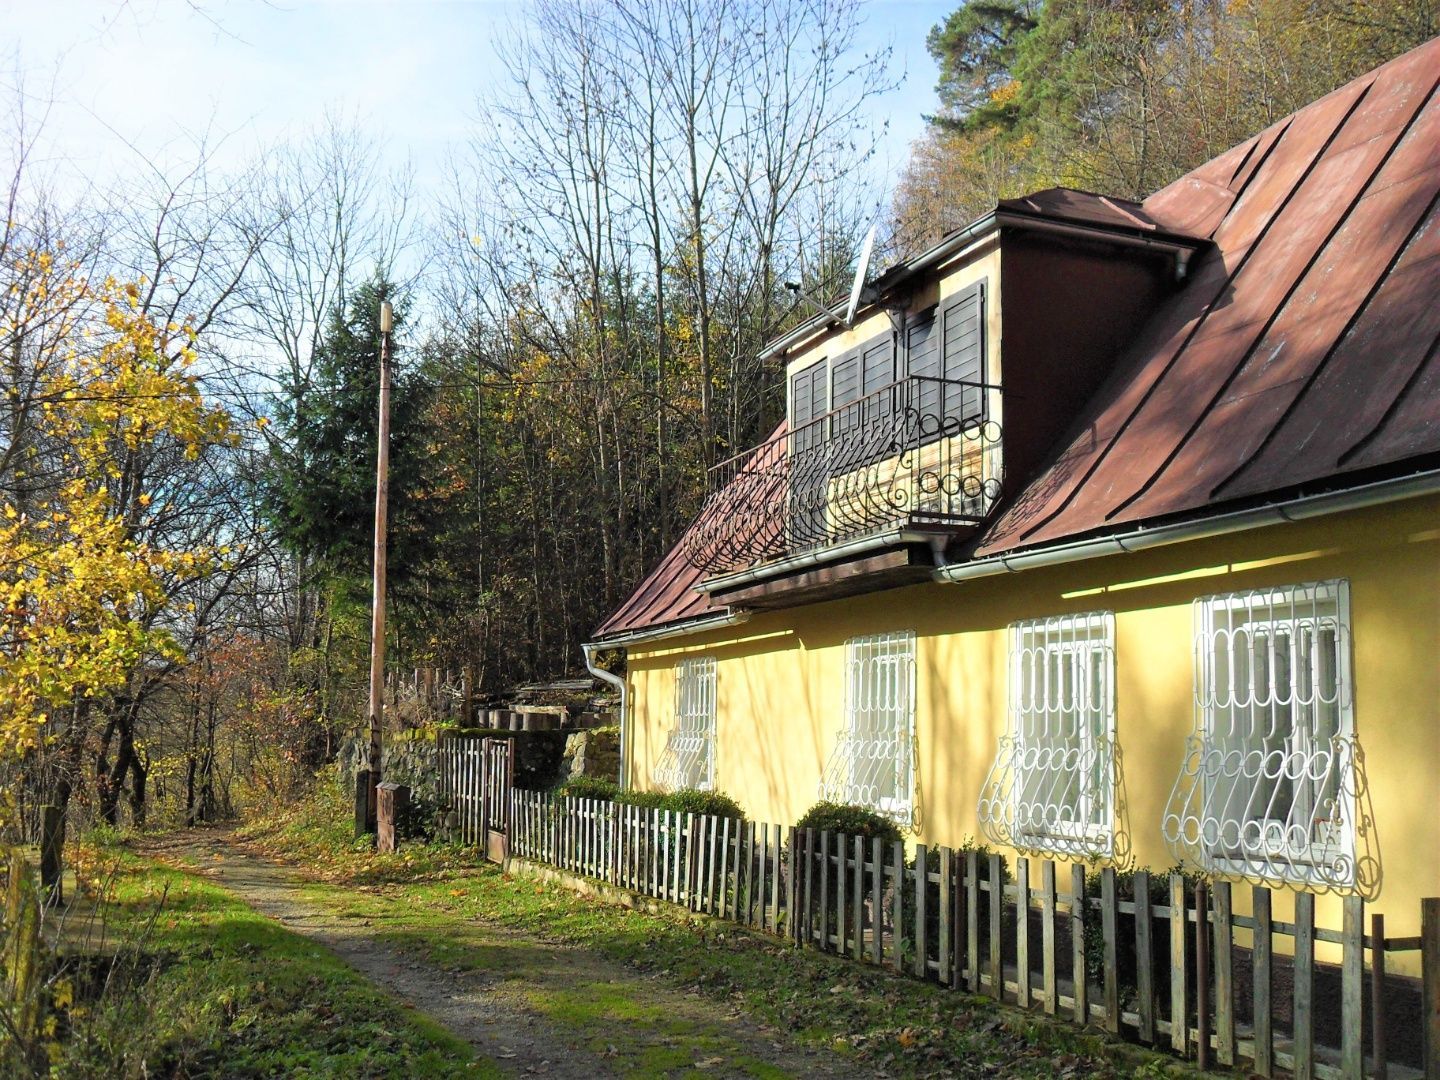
(681, 376, 1003, 575)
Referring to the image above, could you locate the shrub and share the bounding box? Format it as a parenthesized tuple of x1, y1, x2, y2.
(663, 788, 745, 820)
(555, 776, 619, 802)
(1082, 864, 1201, 1005)
(794, 801, 904, 845)
(614, 789, 669, 811)
(610, 788, 745, 818)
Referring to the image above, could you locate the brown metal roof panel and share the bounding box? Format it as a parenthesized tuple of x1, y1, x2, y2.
(997, 188, 1169, 232)
(1208, 78, 1372, 252)
(1344, 341, 1440, 470)
(1221, 207, 1440, 497)
(592, 540, 718, 638)
(1117, 119, 1439, 518)
(976, 56, 1410, 556)
(1143, 129, 1278, 238)
(1040, 77, 1399, 533)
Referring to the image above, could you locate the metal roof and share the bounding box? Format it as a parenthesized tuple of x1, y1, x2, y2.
(595, 37, 1440, 641)
(977, 36, 1440, 555)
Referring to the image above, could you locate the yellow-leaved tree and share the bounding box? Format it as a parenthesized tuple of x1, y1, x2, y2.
(0, 252, 230, 789)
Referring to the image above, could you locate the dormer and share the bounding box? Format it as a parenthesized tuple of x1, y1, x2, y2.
(682, 189, 1209, 610)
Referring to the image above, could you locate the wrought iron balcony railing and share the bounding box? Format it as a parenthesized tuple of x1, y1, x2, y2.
(681, 375, 1003, 576)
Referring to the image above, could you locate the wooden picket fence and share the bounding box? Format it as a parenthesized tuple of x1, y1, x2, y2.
(505, 790, 1440, 1079)
(436, 736, 513, 846)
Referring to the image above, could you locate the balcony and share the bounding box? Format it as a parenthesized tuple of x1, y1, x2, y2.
(681, 375, 1003, 578)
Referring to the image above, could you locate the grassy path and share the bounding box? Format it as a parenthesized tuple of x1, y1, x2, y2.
(147, 831, 848, 1079)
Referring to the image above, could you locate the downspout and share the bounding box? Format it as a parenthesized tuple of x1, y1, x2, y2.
(581, 641, 629, 789)
(582, 609, 751, 791)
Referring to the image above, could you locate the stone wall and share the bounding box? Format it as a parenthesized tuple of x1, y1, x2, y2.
(559, 727, 620, 783)
(337, 724, 620, 807)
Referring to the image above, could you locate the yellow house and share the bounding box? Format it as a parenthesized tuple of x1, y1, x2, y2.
(587, 40, 1440, 975)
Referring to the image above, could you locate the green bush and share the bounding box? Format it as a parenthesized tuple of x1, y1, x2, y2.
(555, 776, 619, 802)
(610, 788, 745, 818)
(663, 788, 745, 820)
(614, 789, 670, 811)
(794, 801, 904, 845)
(1082, 864, 1201, 1004)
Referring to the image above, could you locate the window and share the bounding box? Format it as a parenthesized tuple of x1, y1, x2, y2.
(1164, 580, 1365, 891)
(653, 657, 716, 792)
(978, 612, 1117, 859)
(820, 631, 916, 821)
(907, 281, 986, 437)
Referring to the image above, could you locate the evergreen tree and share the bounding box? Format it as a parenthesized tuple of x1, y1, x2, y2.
(266, 277, 439, 601)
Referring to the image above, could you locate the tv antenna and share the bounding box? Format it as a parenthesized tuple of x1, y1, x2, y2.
(844, 224, 878, 326)
(782, 223, 879, 328)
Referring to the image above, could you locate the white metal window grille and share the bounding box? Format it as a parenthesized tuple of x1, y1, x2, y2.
(1162, 579, 1378, 896)
(653, 657, 716, 792)
(977, 612, 1119, 860)
(819, 631, 917, 823)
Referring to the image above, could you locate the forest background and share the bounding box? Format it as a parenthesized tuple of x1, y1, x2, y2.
(1, 0, 1431, 837)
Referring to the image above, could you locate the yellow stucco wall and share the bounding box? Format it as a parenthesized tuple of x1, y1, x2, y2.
(626, 494, 1440, 972)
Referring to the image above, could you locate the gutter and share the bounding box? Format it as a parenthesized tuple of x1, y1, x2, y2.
(934, 467, 1440, 585)
(583, 610, 751, 789)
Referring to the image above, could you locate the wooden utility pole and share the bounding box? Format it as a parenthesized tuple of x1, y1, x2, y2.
(363, 298, 394, 835)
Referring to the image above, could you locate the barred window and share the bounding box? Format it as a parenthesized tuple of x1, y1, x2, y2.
(653, 657, 716, 792)
(1164, 580, 1369, 893)
(820, 631, 916, 821)
(978, 612, 1117, 859)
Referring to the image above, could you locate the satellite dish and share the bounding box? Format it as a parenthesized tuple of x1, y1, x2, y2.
(844, 224, 878, 327)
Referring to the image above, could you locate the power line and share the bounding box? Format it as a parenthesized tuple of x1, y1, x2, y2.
(10, 373, 640, 407)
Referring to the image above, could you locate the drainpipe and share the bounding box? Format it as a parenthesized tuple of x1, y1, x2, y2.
(581, 610, 751, 791)
(581, 641, 629, 789)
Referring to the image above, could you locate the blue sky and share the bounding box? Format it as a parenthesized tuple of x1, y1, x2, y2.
(7, 0, 951, 203)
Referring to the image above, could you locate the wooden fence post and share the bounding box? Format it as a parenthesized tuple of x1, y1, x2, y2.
(1102, 866, 1119, 1034)
(853, 835, 865, 964)
(1195, 882, 1210, 1070)
(1371, 912, 1388, 1080)
(1213, 880, 1234, 1066)
(1041, 861, 1056, 1016)
(968, 852, 981, 994)
(1170, 873, 1188, 1055)
(1135, 870, 1155, 1043)
(1071, 863, 1088, 1025)
(1422, 896, 1440, 1080)
(938, 846, 952, 985)
(891, 840, 906, 973)
(870, 837, 883, 966)
(1016, 856, 1030, 1008)
(3, 850, 42, 1046)
(819, 829, 831, 950)
(771, 824, 783, 934)
(988, 853, 1003, 1001)
(1341, 894, 1363, 1079)
(1295, 890, 1316, 1080)
(1253, 885, 1273, 1077)
(914, 844, 928, 979)
(786, 826, 797, 940)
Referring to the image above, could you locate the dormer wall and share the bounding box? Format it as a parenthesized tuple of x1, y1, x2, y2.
(997, 231, 1188, 497)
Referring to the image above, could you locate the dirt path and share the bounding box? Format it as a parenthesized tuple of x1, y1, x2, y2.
(142, 832, 851, 1079)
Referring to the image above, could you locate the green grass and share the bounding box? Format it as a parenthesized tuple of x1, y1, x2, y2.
(245, 779, 1208, 1079)
(55, 844, 490, 1079)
